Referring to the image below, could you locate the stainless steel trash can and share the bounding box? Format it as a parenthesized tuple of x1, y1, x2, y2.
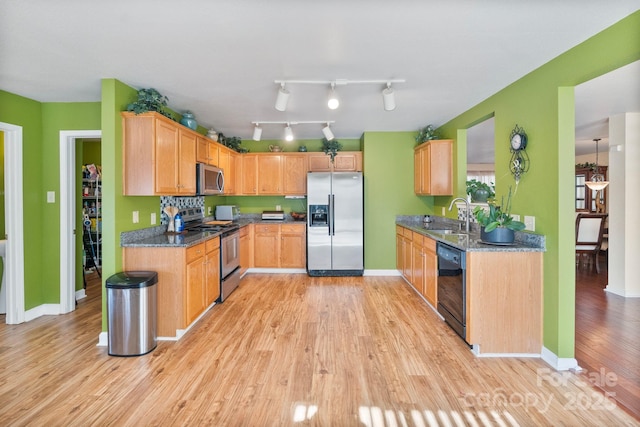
(106, 271, 158, 356)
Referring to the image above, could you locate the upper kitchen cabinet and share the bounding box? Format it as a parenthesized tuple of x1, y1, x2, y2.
(414, 140, 453, 196)
(283, 154, 308, 195)
(308, 151, 362, 172)
(240, 154, 258, 195)
(122, 112, 196, 195)
(257, 154, 283, 194)
(196, 135, 219, 166)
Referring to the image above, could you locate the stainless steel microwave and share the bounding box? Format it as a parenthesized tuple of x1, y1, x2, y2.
(196, 163, 224, 195)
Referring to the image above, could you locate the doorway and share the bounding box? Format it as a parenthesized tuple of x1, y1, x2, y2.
(0, 122, 25, 324)
(59, 130, 101, 314)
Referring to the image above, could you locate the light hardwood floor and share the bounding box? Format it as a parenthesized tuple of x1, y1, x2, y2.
(1, 272, 638, 426)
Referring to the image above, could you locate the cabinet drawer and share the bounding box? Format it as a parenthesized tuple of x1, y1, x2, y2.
(205, 237, 220, 253)
(239, 224, 251, 237)
(403, 227, 414, 238)
(412, 232, 424, 246)
(255, 223, 280, 234)
(423, 235, 436, 252)
(281, 223, 305, 233)
(186, 243, 205, 263)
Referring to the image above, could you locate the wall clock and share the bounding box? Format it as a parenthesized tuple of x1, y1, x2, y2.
(508, 124, 530, 183)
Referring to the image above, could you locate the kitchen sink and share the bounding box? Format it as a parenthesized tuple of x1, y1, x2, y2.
(424, 228, 468, 236)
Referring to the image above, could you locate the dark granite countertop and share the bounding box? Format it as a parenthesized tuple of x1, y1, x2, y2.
(396, 215, 545, 252)
(121, 214, 306, 248)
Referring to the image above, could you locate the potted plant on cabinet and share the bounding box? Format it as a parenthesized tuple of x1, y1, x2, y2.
(322, 138, 342, 162)
(466, 179, 495, 203)
(415, 124, 439, 145)
(472, 187, 525, 244)
(126, 88, 174, 119)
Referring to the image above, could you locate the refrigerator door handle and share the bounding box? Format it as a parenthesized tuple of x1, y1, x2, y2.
(331, 194, 336, 236)
(327, 194, 332, 235)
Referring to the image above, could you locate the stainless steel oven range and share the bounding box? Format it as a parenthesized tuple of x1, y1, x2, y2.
(180, 208, 241, 302)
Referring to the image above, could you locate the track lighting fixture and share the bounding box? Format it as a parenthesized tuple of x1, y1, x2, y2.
(382, 82, 396, 111)
(327, 83, 340, 110)
(274, 78, 405, 111)
(251, 120, 336, 142)
(252, 124, 263, 141)
(275, 83, 290, 112)
(322, 123, 335, 141)
(284, 124, 294, 141)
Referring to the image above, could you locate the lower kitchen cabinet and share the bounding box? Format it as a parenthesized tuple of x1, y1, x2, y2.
(123, 236, 220, 338)
(411, 232, 437, 307)
(253, 223, 306, 268)
(239, 224, 253, 276)
(396, 225, 412, 282)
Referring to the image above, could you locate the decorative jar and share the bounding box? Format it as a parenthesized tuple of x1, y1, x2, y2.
(180, 111, 198, 130)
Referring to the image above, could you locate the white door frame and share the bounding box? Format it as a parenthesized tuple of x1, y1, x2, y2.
(1, 122, 25, 324)
(59, 130, 101, 314)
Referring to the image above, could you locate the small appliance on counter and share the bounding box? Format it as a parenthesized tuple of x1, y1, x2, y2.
(216, 205, 239, 221)
(261, 210, 285, 220)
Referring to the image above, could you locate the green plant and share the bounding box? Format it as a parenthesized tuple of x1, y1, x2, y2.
(218, 133, 243, 152)
(472, 187, 525, 232)
(322, 138, 342, 162)
(126, 88, 173, 119)
(415, 124, 439, 144)
(465, 179, 495, 201)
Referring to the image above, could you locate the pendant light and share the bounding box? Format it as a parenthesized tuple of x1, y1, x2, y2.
(585, 138, 609, 190)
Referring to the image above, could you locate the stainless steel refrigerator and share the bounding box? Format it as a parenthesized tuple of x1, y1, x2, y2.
(307, 171, 363, 276)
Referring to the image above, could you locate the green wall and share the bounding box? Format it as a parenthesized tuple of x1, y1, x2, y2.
(436, 11, 640, 358)
(0, 90, 44, 309)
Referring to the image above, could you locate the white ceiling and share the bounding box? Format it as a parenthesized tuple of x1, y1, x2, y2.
(1, 1, 638, 150)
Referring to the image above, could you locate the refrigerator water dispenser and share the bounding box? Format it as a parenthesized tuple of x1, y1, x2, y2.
(309, 205, 328, 226)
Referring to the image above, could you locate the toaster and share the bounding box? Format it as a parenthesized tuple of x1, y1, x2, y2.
(215, 205, 239, 221)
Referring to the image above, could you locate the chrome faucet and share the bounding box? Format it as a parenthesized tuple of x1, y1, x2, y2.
(448, 197, 470, 233)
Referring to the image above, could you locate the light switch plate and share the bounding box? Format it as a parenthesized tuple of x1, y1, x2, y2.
(524, 215, 535, 231)
(133, 211, 139, 223)
(47, 191, 55, 203)
(151, 213, 156, 225)
(512, 214, 520, 222)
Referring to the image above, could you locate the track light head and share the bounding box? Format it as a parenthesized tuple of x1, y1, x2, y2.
(322, 123, 334, 141)
(327, 83, 339, 110)
(382, 82, 396, 111)
(252, 124, 262, 141)
(275, 83, 290, 111)
(284, 124, 294, 141)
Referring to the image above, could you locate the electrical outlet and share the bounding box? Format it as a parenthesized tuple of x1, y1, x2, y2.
(207, 206, 212, 215)
(47, 191, 55, 203)
(133, 211, 139, 223)
(276, 205, 281, 211)
(151, 213, 156, 225)
(512, 214, 520, 222)
(441, 207, 445, 215)
(524, 215, 535, 231)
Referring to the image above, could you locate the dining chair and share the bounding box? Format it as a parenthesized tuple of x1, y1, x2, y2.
(575, 213, 608, 273)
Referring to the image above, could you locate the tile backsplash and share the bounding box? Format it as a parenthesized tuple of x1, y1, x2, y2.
(160, 196, 204, 224)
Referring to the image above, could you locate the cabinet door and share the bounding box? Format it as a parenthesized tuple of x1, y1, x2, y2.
(429, 140, 453, 195)
(196, 136, 209, 164)
(205, 242, 220, 306)
(281, 224, 306, 268)
(283, 154, 308, 195)
(241, 154, 258, 195)
(254, 224, 280, 267)
(396, 227, 404, 272)
(178, 130, 196, 194)
(308, 153, 332, 172)
(402, 233, 412, 282)
(154, 119, 180, 194)
(257, 155, 282, 194)
(423, 238, 437, 307)
(411, 233, 424, 294)
(239, 224, 253, 275)
(414, 150, 423, 194)
(185, 244, 206, 324)
(333, 152, 361, 172)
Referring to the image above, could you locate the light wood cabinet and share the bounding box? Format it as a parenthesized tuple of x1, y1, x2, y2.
(196, 136, 219, 166)
(123, 236, 220, 338)
(122, 111, 196, 195)
(254, 223, 280, 267)
(240, 154, 258, 195)
(414, 140, 453, 196)
(239, 224, 253, 276)
(280, 223, 306, 268)
(253, 223, 306, 268)
(396, 226, 412, 282)
(257, 154, 283, 194)
(283, 154, 308, 195)
(308, 151, 363, 172)
(218, 146, 238, 195)
(423, 237, 437, 307)
(405, 229, 438, 308)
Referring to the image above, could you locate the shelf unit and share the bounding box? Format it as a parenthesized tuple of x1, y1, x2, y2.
(82, 177, 101, 268)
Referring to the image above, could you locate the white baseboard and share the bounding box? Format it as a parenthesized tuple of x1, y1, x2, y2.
(363, 269, 401, 276)
(541, 346, 578, 371)
(246, 268, 307, 274)
(24, 304, 61, 321)
(97, 331, 108, 347)
(75, 289, 86, 300)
